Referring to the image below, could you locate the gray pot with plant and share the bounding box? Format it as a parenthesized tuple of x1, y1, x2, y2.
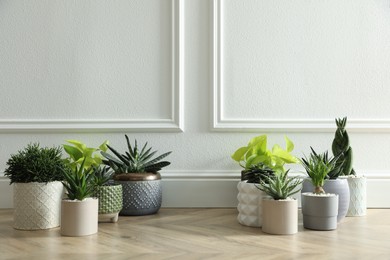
(4, 143, 70, 230)
(102, 135, 171, 216)
(300, 148, 340, 231)
(256, 170, 302, 235)
(232, 135, 299, 227)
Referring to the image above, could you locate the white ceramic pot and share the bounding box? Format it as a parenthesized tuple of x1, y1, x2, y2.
(345, 176, 367, 217)
(262, 198, 298, 235)
(61, 198, 98, 236)
(13, 181, 63, 230)
(237, 181, 266, 227)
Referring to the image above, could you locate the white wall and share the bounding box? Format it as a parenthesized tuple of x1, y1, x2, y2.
(1, 0, 390, 208)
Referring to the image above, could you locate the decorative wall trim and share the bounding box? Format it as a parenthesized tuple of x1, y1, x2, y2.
(211, 0, 390, 132)
(0, 0, 184, 133)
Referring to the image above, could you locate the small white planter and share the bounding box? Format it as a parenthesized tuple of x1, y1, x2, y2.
(13, 181, 63, 230)
(262, 198, 298, 235)
(61, 198, 98, 237)
(345, 176, 367, 217)
(237, 181, 266, 227)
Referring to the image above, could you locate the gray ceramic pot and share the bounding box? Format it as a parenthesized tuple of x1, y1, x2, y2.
(302, 178, 350, 222)
(114, 172, 162, 216)
(301, 193, 339, 231)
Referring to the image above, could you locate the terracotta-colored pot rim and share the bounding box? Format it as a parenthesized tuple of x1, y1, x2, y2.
(113, 172, 161, 181)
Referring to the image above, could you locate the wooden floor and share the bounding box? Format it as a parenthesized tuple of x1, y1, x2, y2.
(1, 208, 390, 260)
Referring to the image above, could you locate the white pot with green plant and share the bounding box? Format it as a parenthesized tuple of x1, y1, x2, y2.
(61, 159, 98, 237)
(4, 143, 70, 230)
(101, 135, 171, 216)
(232, 135, 299, 227)
(331, 117, 366, 217)
(300, 148, 340, 231)
(256, 170, 302, 235)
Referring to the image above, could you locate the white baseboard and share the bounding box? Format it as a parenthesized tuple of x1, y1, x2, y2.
(1, 171, 389, 208)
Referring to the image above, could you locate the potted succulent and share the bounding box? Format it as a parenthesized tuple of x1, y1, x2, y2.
(300, 148, 340, 231)
(256, 170, 302, 235)
(231, 135, 299, 227)
(92, 166, 123, 223)
(101, 135, 171, 216)
(61, 159, 98, 236)
(332, 117, 366, 217)
(4, 143, 69, 230)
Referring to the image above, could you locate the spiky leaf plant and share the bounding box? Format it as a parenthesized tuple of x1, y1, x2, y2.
(331, 117, 355, 176)
(256, 170, 303, 200)
(101, 135, 171, 175)
(4, 143, 69, 184)
(300, 148, 340, 194)
(61, 158, 95, 201)
(92, 166, 113, 186)
(241, 163, 275, 183)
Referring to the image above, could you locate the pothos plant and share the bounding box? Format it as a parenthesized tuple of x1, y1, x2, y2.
(231, 135, 299, 174)
(63, 140, 108, 171)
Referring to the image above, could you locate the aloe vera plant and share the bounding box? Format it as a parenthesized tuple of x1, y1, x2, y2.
(331, 117, 355, 176)
(256, 170, 302, 200)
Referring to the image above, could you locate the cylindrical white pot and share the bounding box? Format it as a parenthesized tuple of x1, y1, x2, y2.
(262, 198, 298, 235)
(346, 176, 367, 217)
(61, 198, 98, 236)
(237, 181, 266, 227)
(14, 182, 63, 230)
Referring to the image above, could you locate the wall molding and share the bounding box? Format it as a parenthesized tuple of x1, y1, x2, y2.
(0, 0, 184, 133)
(211, 0, 390, 132)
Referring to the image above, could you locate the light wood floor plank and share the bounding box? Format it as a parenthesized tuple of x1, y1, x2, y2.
(1, 208, 390, 259)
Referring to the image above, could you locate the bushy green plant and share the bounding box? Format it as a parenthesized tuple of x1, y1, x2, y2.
(241, 163, 275, 183)
(101, 135, 171, 175)
(256, 170, 302, 200)
(61, 159, 95, 200)
(300, 148, 340, 194)
(331, 117, 355, 176)
(63, 139, 108, 171)
(4, 143, 69, 184)
(231, 135, 298, 174)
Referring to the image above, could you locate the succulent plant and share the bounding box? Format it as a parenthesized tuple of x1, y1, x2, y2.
(241, 163, 275, 183)
(300, 148, 340, 194)
(256, 170, 303, 200)
(101, 135, 171, 175)
(331, 117, 355, 176)
(92, 166, 113, 186)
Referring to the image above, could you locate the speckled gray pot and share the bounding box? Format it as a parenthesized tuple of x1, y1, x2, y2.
(114, 173, 162, 216)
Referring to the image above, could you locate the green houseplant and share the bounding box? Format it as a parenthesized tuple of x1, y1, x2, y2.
(331, 117, 366, 216)
(60, 159, 98, 237)
(232, 135, 298, 227)
(101, 135, 171, 216)
(4, 143, 70, 230)
(256, 170, 302, 235)
(300, 148, 340, 230)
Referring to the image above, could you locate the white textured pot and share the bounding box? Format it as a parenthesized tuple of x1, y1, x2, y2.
(262, 198, 298, 235)
(13, 181, 63, 230)
(345, 176, 367, 217)
(61, 198, 98, 237)
(237, 181, 266, 227)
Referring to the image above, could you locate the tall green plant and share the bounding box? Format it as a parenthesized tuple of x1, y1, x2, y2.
(331, 117, 355, 176)
(63, 140, 108, 171)
(300, 148, 339, 194)
(4, 143, 69, 184)
(256, 170, 302, 200)
(231, 135, 298, 173)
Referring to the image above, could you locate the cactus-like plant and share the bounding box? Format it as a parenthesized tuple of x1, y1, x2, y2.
(331, 117, 355, 176)
(300, 148, 340, 194)
(256, 170, 302, 200)
(101, 135, 171, 175)
(241, 163, 275, 183)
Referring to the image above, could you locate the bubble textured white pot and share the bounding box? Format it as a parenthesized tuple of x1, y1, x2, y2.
(237, 181, 266, 227)
(13, 182, 63, 230)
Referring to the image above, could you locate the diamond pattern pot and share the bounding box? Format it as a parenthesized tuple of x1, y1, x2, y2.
(237, 181, 266, 227)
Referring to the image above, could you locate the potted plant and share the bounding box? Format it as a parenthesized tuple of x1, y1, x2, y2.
(300, 148, 340, 231)
(60, 159, 98, 236)
(256, 170, 302, 235)
(92, 166, 123, 223)
(63, 139, 108, 170)
(332, 117, 366, 216)
(4, 143, 69, 230)
(101, 135, 171, 216)
(231, 135, 299, 227)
